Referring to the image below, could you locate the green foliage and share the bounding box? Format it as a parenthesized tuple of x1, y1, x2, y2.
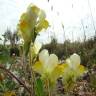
(35, 78, 44, 96)
(0, 46, 10, 64)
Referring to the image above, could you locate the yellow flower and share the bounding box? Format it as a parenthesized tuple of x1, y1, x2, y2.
(62, 53, 86, 91)
(18, 4, 49, 56)
(65, 53, 86, 76)
(32, 49, 65, 83)
(63, 54, 86, 86)
(33, 49, 58, 74)
(18, 4, 49, 43)
(4, 91, 16, 96)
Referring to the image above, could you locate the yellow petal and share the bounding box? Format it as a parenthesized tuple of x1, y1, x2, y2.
(66, 58, 72, 68)
(20, 20, 27, 29)
(32, 61, 44, 74)
(77, 65, 86, 75)
(33, 42, 42, 54)
(70, 53, 81, 69)
(27, 4, 40, 14)
(39, 49, 49, 64)
(38, 9, 46, 21)
(36, 20, 49, 33)
(46, 54, 58, 72)
(18, 13, 34, 42)
(50, 64, 68, 83)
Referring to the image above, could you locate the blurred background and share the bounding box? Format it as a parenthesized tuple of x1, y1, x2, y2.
(0, 0, 96, 44)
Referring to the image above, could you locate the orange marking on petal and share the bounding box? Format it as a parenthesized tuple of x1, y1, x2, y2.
(20, 20, 27, 28)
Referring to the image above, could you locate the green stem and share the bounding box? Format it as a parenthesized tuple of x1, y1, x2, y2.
(46, 79, 51, 96)
(29, 45, 35, 96)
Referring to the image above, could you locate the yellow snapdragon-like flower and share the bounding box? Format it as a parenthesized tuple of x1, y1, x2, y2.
(18, 4, 49, 56)
(62, 53, 86, 91)
(62, 53, 86, 87)
(33, 49, 58, 75)
(32, 49, 65, 83)
(65, 53, 85, 76)
(18, 4, 49, 43)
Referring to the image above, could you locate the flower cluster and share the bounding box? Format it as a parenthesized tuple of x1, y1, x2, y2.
(32, 49, 87, 86)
